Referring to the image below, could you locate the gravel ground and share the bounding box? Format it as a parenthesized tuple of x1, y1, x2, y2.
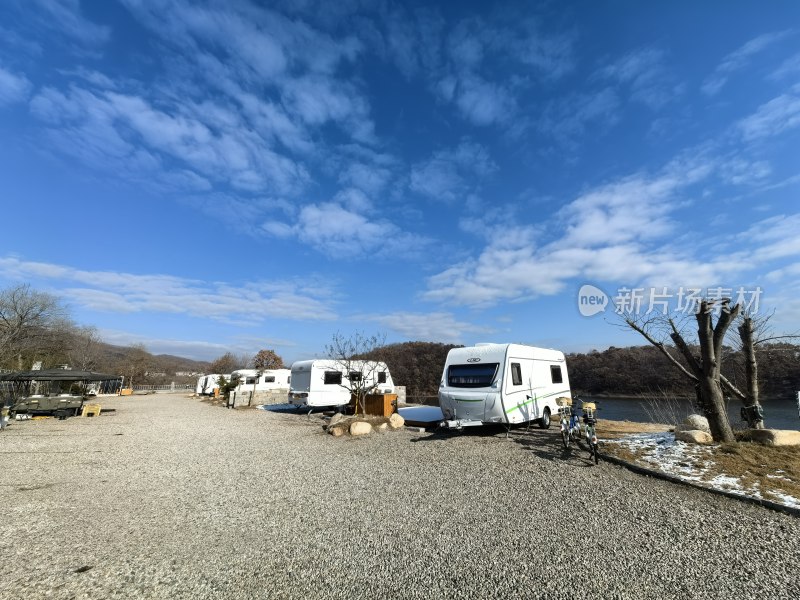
(1, 393, 799, 600)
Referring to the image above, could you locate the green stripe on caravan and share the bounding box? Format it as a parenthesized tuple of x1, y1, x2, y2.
(505, 389, 571, 414)
(454, 398, 484, 403)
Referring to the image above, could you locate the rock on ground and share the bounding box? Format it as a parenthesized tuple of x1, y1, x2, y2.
(349, 420, 372, 436)
(675, 429, 714, 445)
(679, 414, 711, 434)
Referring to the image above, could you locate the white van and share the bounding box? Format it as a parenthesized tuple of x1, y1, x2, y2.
(230, 369, 291, 393)
(195, 374, 225, 396)
(288, 360, 394, 408)
(438, 343, 571, 429)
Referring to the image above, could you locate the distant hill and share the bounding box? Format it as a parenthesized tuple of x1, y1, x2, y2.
(91, 340, 209, 383)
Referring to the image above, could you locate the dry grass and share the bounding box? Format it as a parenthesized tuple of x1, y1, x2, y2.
(597, 418, 672, 438)
(600, 419, 800, 506)
(712, 442, 800, 502)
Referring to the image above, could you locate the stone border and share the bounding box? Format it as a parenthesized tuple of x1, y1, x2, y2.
(601, 453, 800, 518)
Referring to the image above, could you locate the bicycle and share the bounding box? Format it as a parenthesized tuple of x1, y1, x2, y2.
(556, 396, 580, 450)
(580, 399, 600, 464)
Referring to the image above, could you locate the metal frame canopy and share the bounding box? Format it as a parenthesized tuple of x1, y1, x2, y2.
(0, 369, 120, 382)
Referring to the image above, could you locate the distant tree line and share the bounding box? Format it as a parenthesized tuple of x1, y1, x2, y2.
(5, 284, 797, 401)
(356, 341, 462, 401)
(567, 343, 800, 401)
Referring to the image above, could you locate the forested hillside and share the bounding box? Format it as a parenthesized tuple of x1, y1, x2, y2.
(358, 341, 800, 403)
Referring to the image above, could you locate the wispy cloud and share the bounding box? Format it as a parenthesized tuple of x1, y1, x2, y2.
(0, 65, 32, 105)
(262, 192, 431, 260)
(434, 15, 574, 126)
(423, 155, 799, 308)
(0, 256, 337, 322)
(598, 47, 682, 110)
(31, 0, 111, 45)
(702, 30, 794, 96)
(409, 141, 496, 202)
(359, 311, 493, 343)
(738, 86, 800, 140)
(538, 88, 620, 146)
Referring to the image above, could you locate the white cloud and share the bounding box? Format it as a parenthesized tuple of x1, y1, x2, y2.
(0, 256, 337, 322)
(538, 87, 620, 145)
(702, 30, 794, 96)
(738, 88, 800, 140)
(410, 141, 497, 202)
(31, 0, 110, 45)
(422, 157, 800, 308)
(771, 52, 800, 80)
(29, 85, 309, 196)
(433, 16, 573, 127)
(598, 47, 681, 110)
(0, 66, 32, 106)
(290, 201, 429, 259)
(360, 311, 493, 343)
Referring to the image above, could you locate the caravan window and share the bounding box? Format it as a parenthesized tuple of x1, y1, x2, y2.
(349, 372, 362, 382)
(324, 371, 342, 385)
(550, 365, 563, 384)
(511, 363, 522, 386)
(378, 372, 387, 384)
(245, 377, 257, 384)
(447, 363, 499, 388)
(263, 376, 275, 383)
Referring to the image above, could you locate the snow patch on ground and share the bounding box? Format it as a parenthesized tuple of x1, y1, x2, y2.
(605, 432, 799, 510)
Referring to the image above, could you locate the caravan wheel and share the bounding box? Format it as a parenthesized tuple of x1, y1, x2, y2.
(538, 407, 551, 429)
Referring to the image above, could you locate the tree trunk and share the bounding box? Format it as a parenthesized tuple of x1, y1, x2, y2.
(738, 317, 764, 429)
(695, 300, 737, 443)
(698, 376, 735, 442)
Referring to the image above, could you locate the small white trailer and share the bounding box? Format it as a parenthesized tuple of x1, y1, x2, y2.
(230, 369, 291, 393)
(195, 373, 225, 396)
(438, 343, 571, 429)
(288, 359, 394, 408)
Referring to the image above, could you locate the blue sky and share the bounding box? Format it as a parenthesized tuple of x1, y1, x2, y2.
(1, 1, 800, 363)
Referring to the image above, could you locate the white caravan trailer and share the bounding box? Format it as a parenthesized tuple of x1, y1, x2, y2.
(230, 369, 291, 393)
(195, 374, 225, 396)
(438, 343, 571, 429)
(288, 360, 394, 408)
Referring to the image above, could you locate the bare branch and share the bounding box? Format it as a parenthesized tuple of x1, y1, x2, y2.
(625, 316, 699, 382)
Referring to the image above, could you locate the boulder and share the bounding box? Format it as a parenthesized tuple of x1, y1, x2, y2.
(376, 422, 389, 432)
(327, 413, 346, 429)
(678, 414, 710, 434)
(745, 429, 800, 446)
(675, 429, 713, 445)
(328, 424, 348, 437)
(389, 413, 405, 430)
(350, 421, 372, 436)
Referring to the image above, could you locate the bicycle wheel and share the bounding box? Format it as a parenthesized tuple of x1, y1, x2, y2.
(592, 442, 600, 464)
(561, 428, 570, 449)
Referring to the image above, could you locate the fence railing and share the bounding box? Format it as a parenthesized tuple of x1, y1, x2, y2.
(131, 383, 194, 392)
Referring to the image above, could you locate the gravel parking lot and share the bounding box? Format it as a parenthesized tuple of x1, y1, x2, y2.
(2, 393, 799, 600)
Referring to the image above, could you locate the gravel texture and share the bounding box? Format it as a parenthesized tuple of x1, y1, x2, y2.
(1, 393, 799, 599)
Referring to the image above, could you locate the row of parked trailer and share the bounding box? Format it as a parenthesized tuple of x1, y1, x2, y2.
(195, 343, 572, 430)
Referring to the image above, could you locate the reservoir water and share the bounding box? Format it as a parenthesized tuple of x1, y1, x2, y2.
(584, 396, 800, 430)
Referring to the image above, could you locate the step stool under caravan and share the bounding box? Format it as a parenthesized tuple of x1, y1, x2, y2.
(288, 359, 394, 409)
(438, 343, 572, 430)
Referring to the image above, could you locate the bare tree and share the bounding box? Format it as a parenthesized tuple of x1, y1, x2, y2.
(0, 284, 73, 370)
(68, 325, 102, 371)
(251, 349, 285, 370)
(325, 331, 389, 415)
(123, 344, 151, 388)
(208, 352, 245, 374)
(622, 299, 743, 442)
